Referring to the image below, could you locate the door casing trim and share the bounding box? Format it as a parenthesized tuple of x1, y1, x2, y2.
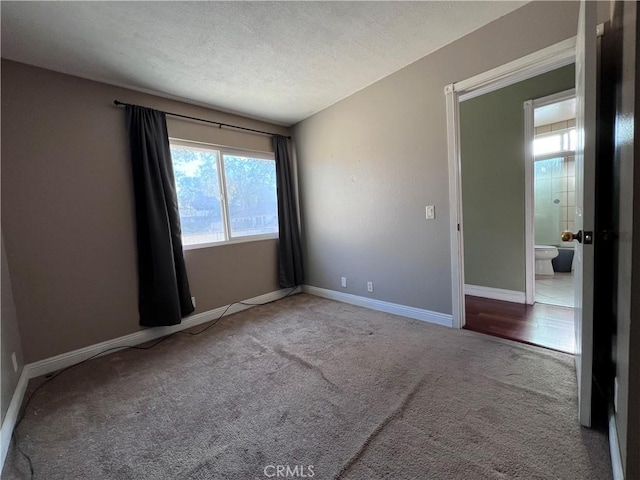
(445, 37, 582, 329)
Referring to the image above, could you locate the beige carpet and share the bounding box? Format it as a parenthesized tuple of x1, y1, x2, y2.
(4, 293, 611, 479)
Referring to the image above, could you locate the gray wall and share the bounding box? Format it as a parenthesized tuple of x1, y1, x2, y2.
(294, 1, 593, 314)
(460, 65, 575, 291)
(1, 234, 24, 424)
(610, 1, 640, 477)
(1, 60, 289, 363)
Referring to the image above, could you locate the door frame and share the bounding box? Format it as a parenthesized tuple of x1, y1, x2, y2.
(445, 38, 576, 329)
(445, 26, 603, 329)
(523, 88, 577, 305)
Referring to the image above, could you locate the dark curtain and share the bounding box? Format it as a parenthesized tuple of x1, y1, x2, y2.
(273, 135, 304, 287)
(126, 105, 195, 326)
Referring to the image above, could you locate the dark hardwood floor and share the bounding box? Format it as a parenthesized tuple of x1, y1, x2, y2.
(464, 296, 575, 354)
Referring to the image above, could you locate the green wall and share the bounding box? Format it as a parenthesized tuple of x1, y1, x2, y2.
(460, 65, 575, 292)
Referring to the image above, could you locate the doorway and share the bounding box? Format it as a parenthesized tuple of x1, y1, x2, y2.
(446, 1, 599, 428)
(455, 66, 576, 353)
(526, 90, 578, 312)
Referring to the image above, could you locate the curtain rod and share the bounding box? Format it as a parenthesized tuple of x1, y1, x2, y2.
(113, 100, 290, 139)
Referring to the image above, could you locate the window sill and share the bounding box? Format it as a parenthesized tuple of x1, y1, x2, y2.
(182, 233, 278, 251)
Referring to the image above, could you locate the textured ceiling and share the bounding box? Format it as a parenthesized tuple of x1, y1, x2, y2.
(1, 1, 527, 125)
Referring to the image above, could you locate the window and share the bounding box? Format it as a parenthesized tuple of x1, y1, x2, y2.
(170, 141, 278, 248)
(533, 128, 576, 158)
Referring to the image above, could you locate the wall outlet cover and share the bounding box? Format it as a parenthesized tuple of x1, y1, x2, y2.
(367, 281, 374, 292)
(341, 277, 347, 288)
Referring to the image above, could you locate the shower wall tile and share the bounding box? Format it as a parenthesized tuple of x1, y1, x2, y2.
(552, 177, 567, 192)
(551, 162, 565, 177)
(555, 192, 568, 206)
(535, 177, 552, 194)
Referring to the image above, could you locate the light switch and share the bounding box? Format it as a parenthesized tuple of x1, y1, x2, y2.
(426, 205, 435, 220)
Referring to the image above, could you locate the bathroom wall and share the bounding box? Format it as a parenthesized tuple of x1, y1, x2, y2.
(460, 65, 575, 292)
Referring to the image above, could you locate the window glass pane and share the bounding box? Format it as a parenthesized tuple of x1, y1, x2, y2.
(170, 145, 225, 245)
(568, 129, 577, 151)
(534, 127, 577, 157)
(223, 154, 278, 238)
(534, 133, 563, 156)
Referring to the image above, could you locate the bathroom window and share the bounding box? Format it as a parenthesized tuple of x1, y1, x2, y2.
(534, 128, 576, 158)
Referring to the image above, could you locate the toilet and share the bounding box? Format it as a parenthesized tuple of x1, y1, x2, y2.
(535, 245, 559, 275)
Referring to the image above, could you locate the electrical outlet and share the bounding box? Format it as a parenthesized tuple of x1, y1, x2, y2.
(367, 281, 374, 293)
(191, 296, 196, 309)
(341, 277, 347, 288)
(11, 352, 18, 373)
(425, 205, 435, 220)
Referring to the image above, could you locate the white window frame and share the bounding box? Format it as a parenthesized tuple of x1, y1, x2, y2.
(170, 138, 279, 250)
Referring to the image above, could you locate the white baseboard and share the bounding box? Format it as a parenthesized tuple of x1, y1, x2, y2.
(27, 287, 300, 379)
(0, 369, 29, 471)
(302, 285, 453, 328)
(464, 284, 526, 304)
(609, 412, 625, 480)
(0, 286, 299, 472)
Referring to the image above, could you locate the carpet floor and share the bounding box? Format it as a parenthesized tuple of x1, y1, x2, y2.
(4, 293, 611, 479)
